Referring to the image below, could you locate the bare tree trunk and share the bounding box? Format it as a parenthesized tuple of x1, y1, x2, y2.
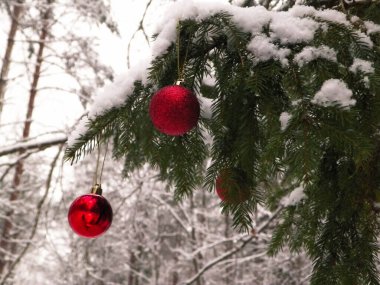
(128, 244, 143, 285)
(128, 252, 137, 285)
(0, 1, 24, 124)
(224, 214, 233, 285)
(84, 246, 90, 284)
(172, 228, 180, 285)
(0, 3, 51, 276)
(189, 195, 203, 285)
(172, 272, 179, 285)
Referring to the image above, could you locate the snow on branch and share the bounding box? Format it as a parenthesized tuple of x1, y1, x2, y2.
(349, 58, 375, 74)
(281, 185, 306, 206)
(294, 45, 337, 67)
(68, 0, 362, 145)
(311, 79, 356, 108)
(0, 146, 63, 285)
(181, 206, 283, 285)
(0, 135, 67, 157)
(279, 112, 292, 131)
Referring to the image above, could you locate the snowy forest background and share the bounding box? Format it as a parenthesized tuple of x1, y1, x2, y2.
(0, 0, 334, 284)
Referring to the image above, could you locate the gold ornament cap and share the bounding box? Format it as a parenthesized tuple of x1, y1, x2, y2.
(91, 184, 102, 195)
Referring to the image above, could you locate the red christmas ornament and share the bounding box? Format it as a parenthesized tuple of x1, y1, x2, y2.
(149, 85, 200, 136)
(68, 185, 113, 238)
(216, 168, 250, 204)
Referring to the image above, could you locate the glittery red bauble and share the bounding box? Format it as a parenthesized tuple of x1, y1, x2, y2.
(68, 194, 113, 238)
(149, 85, 200, 136)
(216, 168, 250, 203)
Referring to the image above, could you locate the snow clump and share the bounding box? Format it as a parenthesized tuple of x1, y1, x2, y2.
(282, 185, 306, 206)
(311, 79, 355, 108)
(247, 35, 291, 66)
(349, 58, 375, 74)
(294, 45, 337, 67)
(364, 21, 380, 35)
(279, 112, 292, 131)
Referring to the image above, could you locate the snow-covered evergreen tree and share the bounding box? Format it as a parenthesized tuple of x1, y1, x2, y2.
(66, 0, 380, 283)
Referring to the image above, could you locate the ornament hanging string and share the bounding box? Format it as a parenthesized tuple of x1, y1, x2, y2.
(99, 140, 109, 184)
(93, 144, 101, 186)
(176, 23, 190, 84)
(92, 140, 109, 186)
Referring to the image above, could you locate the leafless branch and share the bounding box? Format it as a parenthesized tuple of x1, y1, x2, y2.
(0, 136, 67, 157)
(0, 151, 38, 183)
(127, 0, 152, 68)
(0, 145, 63, 285)
(153, 195, 191, 235)
(182, 206, 283, 285)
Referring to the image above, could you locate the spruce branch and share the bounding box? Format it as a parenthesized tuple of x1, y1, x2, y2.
(63, 7, 380, 281)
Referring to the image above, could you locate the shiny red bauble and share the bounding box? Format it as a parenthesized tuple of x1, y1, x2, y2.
(68, 194, 113, 238)
(149, 85, 200, 136)
(216, 168, 250, 204)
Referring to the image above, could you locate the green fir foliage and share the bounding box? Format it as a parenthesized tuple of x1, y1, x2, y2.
(65, 2, 380, 283)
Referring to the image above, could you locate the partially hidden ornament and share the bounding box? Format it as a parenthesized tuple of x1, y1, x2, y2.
(216, 168, 250, 204)
(68, 184, 113, 238)
(149, 85, 200, 136)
